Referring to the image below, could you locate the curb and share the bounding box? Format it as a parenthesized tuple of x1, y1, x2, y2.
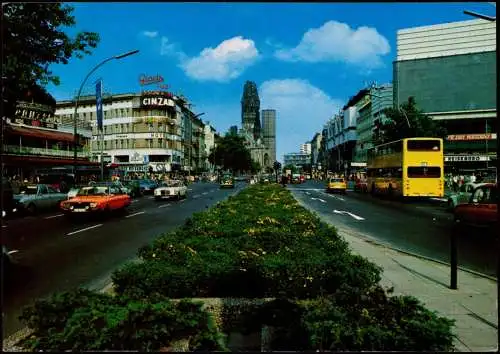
(290, 189, 496, 283)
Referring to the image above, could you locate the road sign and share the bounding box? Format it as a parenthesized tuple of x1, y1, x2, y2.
(96, 80, 103, 131)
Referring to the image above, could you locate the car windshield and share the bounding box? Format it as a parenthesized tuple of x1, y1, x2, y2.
(330, 178, 344, 183)
(20, 185, 38, 194)
(77, 186, 109, 196)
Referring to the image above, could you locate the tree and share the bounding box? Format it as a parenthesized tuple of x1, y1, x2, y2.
(373, 97, 447, 146)
(208, 135, 254, 173)
(2, 3, 100, 117)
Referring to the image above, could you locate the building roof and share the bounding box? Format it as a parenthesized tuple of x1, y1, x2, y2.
(6, 125, 76, 143)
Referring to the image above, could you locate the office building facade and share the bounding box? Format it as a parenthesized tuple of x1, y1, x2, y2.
(394, 19, 496, 174)
(55, 91, 208, 174)
(261, 109, 276, 165)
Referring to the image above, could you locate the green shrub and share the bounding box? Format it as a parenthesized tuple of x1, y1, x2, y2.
(19, 289, 227, 351)
(300, 287, 455, 351)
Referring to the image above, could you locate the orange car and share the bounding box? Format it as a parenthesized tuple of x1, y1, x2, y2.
(453, 183, 497, 228)
(61, 183, 131, 217)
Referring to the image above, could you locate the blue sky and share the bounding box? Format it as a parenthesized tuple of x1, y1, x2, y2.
(47, 2, 495, 161)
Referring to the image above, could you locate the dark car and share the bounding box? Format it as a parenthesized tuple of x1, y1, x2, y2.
(220, 174, 235, 188)
(123, 180, 142, 197)
(2, 178, 20, 219)
(137, 179, 157, 195)
(453, 183, 497, 230)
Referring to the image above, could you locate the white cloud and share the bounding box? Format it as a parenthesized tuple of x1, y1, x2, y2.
(275, 20, 390, 68)
(142, 31, 158, 38)
(180, 36, 260, 82)
(259, 79, 343, 161)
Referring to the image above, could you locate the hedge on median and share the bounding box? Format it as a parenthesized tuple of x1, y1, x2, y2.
(19, 288, 227, 351)
(19, 184, 456, 351)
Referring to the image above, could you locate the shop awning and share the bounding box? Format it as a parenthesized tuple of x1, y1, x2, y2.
(6, 125, 76, 143)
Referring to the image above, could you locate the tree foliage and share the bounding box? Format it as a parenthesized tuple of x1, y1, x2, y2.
(2, 3, 100, 116)
(373, 97, 447, 146)
(208, 134, 256, 173)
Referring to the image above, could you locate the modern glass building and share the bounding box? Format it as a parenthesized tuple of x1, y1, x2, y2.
(394, 19, 496, 175)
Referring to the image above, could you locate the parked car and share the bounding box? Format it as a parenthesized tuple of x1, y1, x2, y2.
(15, 184, 69, 214)
(154, 180, 187, 201)
(447, 182, 485, 211)
(291, 174, 301, 184)
(354, 179, 368, 193)
(123, 180, 142, 197)
(138, 179, 157, 195)
(326, 177, 347, 194)
(61, 183, 131, 217)
(453, 183, 497, 229)
(220, 174, 235, 188)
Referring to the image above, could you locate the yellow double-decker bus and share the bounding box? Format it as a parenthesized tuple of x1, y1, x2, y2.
(367, 137, 444, 198)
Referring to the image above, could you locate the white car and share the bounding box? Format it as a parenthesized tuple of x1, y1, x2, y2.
(154, 180, 187, 201)
(15, 184, 69, 214)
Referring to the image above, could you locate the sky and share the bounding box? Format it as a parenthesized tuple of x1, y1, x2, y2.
(46, 2, 495, 162)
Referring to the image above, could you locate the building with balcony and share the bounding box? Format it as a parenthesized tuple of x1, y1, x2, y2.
(3, 87, 92, 179)
(394, 19, 496, 174)
(55, 91, 197, 174)
(309, 133, 322, 169)
(353, 84, 393, 164)
(300, 143, 311, 155)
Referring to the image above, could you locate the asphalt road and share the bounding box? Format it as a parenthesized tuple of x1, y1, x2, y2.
(1, 181, 246, 338)
(289, 180, 497, 279)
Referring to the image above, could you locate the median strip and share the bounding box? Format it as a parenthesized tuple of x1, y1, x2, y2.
(66, 224, 103, 236)
(125, 211, 145, 218)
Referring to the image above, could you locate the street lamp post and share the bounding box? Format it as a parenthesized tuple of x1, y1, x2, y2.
(72, 50, 139, 177)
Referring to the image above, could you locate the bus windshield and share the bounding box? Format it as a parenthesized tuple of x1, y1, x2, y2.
(406, 140, 441, 151)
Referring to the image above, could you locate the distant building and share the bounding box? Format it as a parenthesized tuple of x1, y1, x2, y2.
(228, 125, 238, 136)
(284, 152, 311, 170)
(310, 133, 322, 169)
(394, 19, 496, 173)
(261, 109, 276, 164)
(300, 143, 311, 155)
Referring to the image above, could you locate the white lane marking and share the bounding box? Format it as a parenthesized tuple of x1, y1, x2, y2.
(2, 225, 7, 228)
(333, 195, 345, 201)
(202, 192, 208, 195)
(126, 211, 145, 218)
(7, 250, 19, 255)
(131, 200, 139, 203)
(67, 224, 103, 236)
(193, 194, 200, 199)
(158, 203, 171, 208)
(311, 197, 326, 203)
(305, 192, 311, 195)
(45, 214, 64, 219)
(148, 196, 154, 199)
(333, 209, 365, 221)
(188, 189, 193, 191)
(180, 199, 186, 203)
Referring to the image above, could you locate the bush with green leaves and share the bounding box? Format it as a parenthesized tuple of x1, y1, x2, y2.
(19, 288, 227, 351)
(113, 184, 382, 300)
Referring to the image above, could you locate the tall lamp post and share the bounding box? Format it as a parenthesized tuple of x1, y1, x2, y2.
(463, 5, 498, 350)
(72, 49, 139, 176)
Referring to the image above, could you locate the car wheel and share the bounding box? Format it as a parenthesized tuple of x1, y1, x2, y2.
(27, 203, 37, 214)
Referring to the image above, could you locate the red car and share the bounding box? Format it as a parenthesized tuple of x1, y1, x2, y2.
(453, 183, 497, 228)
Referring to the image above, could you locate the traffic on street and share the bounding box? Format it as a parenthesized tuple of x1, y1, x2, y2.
(289, 180, 497, 279)
(2, 179, 246, 337)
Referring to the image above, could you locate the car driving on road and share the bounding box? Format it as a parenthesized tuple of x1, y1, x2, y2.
(15, 184, 69, 214)
(326, 177, 347, 194)
(154, 180, 187, 201)
(61, 183, 131, 218)
(453, 183, 497, 230)
(220, 174, 235, 188)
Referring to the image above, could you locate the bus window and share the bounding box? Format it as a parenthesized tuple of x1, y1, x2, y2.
(407, 140, 441, 151)
(407, 167, 441, 178)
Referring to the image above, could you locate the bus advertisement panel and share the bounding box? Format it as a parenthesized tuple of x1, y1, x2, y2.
(367, 137, 444, 198)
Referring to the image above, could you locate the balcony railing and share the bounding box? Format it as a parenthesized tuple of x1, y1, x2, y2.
(3, 145, 90, 158)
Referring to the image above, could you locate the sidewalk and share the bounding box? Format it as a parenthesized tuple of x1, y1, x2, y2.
(293, 196, 497, 352)
(339, 226, 497, 352)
